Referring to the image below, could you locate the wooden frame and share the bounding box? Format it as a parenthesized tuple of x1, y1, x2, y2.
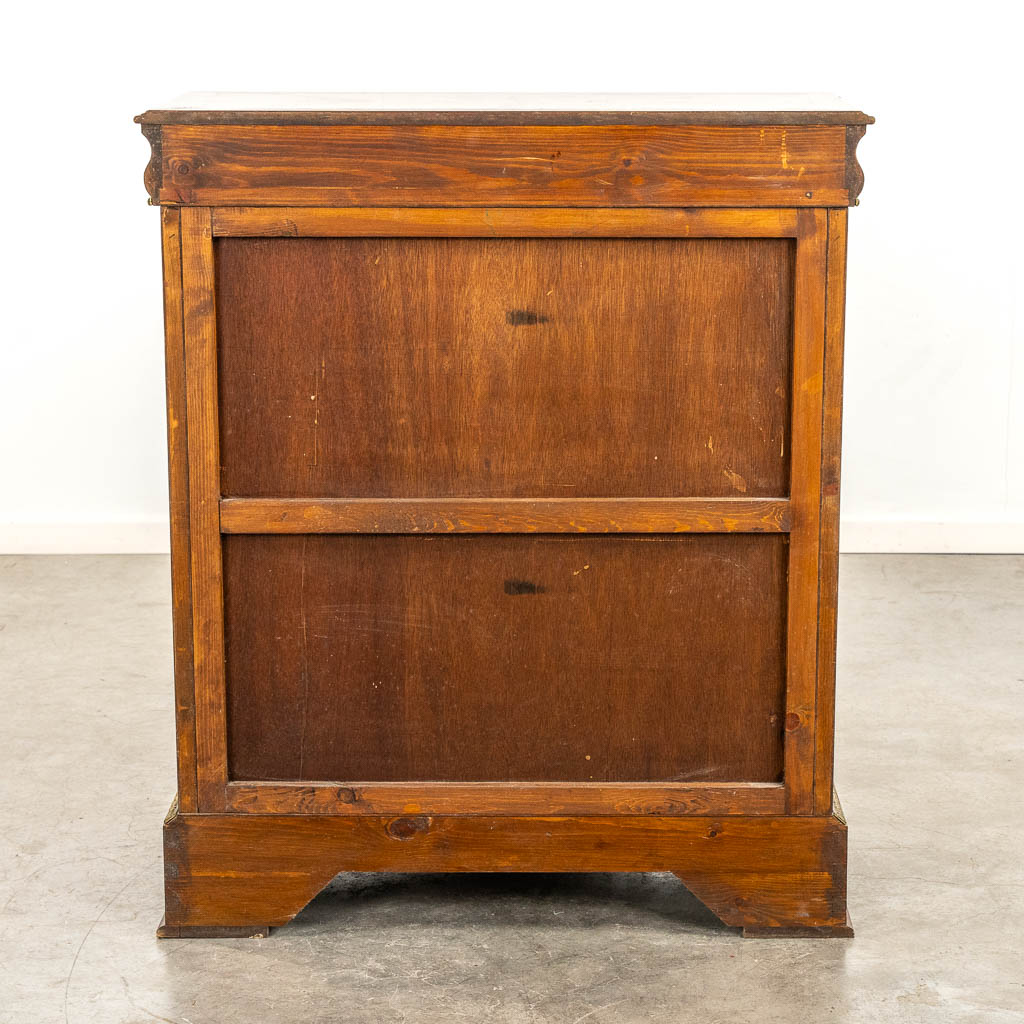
(144, 98, 868, 938)
(170, 205, 833, 822)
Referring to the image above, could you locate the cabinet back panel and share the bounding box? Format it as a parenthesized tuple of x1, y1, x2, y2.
(216, 237, 793, 498)
(223, 534, 787, 783)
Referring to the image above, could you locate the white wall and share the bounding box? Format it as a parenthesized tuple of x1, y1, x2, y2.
(1, 1, 1021, 553)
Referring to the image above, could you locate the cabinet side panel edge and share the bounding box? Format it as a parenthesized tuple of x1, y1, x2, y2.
(161, 207, 198, 812)
(813, 209, 849, 814)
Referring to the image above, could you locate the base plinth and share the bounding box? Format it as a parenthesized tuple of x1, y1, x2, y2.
(158, 794, 852, 939)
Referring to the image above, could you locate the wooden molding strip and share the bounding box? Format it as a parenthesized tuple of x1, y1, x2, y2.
(224, 781, 786, 817)
(219, 497, 791, 535)
(211, 206, 802, 238)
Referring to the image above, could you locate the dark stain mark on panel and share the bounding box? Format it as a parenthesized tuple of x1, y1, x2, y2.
(506, 309, 550, 326)
(504, 578, 546, 596)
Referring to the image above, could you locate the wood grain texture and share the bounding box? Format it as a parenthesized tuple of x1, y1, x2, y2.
(813, 210, 849, 814)
(216, 235, 793, 499)
(223, 534, 788, 784)
(161, 806, 850, 933)
(180, 207, 228, 811)
(160, 207, 197, 812)
(784, 210, 828, 814)
(225, 781, 785, 816)
(152, 124, 850, 207)
(218, 497, 791, 535)
(210, 206, 802, 237)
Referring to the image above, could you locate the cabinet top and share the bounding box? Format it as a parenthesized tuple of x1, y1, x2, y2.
(136, 92, 873, 127)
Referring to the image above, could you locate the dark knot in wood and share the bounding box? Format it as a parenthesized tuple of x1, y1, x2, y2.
(385, 816, 431, 841)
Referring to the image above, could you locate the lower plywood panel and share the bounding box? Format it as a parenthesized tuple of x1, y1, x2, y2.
(223, 534, 787, 783)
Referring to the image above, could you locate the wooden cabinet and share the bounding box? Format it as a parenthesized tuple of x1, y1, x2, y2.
(138, 94, 871, 938)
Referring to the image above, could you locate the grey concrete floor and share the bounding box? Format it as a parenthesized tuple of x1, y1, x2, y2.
(0, 554, 1022, 1023)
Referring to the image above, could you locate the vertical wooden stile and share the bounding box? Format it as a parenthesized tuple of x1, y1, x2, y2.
(784, 208, 829, 814)
(161, 207, 198, 813)
(180, 207, 228, 811)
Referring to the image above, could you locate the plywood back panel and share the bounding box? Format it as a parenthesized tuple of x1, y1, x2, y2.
(223, 533, 787, 783)
(216, 237, 793, 498)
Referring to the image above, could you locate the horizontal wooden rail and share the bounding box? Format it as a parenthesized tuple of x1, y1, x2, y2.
(224, 781, 786, 817)
(154, 124, 850, 208)
(211, 206, 802, 238)
(219, 497, 791, 535)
